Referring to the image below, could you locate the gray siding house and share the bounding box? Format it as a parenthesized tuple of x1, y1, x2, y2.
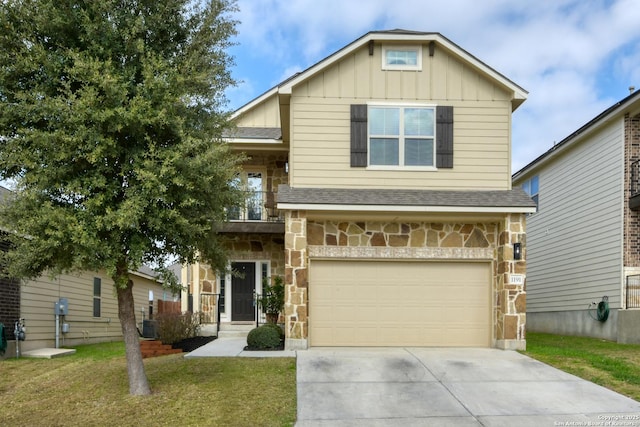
(512, 90, 640, 343)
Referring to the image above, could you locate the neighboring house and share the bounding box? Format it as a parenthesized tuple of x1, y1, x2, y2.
(0, 187, 173, 357)
(512, 89, 640, 344)
(182, 30, 536, 350)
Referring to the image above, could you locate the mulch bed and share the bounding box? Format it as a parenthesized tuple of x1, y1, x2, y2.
(170, 335, 286, 352)
(243, 343, 284, 351)
(171, 336, 217, 352)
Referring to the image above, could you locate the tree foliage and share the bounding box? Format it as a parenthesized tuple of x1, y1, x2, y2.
(0, 0, 242, 283)
(0, 0, 242, 394)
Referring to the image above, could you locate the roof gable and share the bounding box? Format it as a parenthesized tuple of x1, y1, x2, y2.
(513, 90, 640, 181)
(233, 30, 528, 120)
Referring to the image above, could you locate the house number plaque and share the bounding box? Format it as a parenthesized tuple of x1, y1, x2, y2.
(509, 274, 525, 285)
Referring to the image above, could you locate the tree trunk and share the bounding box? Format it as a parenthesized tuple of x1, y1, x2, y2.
(117, 276, 151, 395)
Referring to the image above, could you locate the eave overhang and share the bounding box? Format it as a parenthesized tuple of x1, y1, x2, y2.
(277, 185, 537, 215)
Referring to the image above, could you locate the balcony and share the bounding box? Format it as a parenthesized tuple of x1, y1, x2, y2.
(630, 160, 640, 210)
(220, 190, 284, 234)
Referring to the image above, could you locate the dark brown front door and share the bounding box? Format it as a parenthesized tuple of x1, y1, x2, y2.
(231, 262, 255, 321)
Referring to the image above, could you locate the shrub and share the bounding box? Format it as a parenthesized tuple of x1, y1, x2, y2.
(261, 322, 284, 339)
(247, 324, 282, 349)
(155, 312, 201, 345)
(258, 276, 284, 318)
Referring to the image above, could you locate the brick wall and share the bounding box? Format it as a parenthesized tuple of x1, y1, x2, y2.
(0, 238, 20, 340)
(624, 113, 640, 266)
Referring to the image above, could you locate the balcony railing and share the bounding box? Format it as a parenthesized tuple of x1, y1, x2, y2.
(626, 275, 640, 309)
(227, 190, 282, 223)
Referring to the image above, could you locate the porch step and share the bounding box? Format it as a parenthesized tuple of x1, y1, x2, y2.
(217, 323, 256, 338)
(139, 340, 182, 359)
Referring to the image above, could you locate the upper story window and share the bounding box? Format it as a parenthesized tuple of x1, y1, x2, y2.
(369, 106, 435, 167)
(228, 170, 265, 221)
(382, 45, 422, 71)
(521, 175, 539, 211)
(351, 104, 453, 169)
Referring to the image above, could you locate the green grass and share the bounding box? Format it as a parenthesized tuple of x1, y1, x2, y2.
(5, 333, 637, 426)
(523, 332, 640, 401)
(0, 342, 296, 427)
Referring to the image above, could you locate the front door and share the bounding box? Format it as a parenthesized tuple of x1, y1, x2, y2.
(231, 262, 255, 321)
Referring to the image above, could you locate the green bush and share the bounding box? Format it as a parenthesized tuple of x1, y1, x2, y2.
(258, 276, 284, 317)
(155, 312, 201, 345)
(261, 322, 284, 339)
(247, 324, 282, 349)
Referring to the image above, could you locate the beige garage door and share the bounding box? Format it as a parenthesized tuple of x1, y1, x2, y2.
(309, 260, 491, 347)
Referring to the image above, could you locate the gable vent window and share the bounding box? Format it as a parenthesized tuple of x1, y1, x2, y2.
(350, 104, 453, 169)
(382, 45, 422, 71)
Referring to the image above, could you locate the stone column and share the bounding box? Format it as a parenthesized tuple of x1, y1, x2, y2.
(495, 213, 527, 350)
(284, 210, 308, 350)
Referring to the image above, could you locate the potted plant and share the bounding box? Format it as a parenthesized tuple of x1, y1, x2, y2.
(258, 276, 284, 324)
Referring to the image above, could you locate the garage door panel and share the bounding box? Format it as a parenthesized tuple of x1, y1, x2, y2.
(309, 260, 490, 347)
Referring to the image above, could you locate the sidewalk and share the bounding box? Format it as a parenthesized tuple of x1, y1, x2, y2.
(183, 336, 297, 358)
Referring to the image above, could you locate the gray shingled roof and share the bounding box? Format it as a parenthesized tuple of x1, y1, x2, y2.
(224, 127, 282, 140)
(277, 185, 536, 208)
(0, 185, 12, 203)
(136, 265, 157, 278)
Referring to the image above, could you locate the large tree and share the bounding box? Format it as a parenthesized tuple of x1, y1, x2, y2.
(0, 0, 242, 395)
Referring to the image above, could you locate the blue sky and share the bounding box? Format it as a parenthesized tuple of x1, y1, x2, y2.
(225, 0, 640, 173)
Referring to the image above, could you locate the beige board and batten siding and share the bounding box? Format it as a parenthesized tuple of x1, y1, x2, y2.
(288, 41, 513, 190)
(235, 94, 281, 128)
(20, 270, 164, 350)
(524, 119, 624, 312)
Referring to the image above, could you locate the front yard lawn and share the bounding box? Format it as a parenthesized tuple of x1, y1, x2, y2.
(524, 332, 640, 401)
(0, 342, 296, 427)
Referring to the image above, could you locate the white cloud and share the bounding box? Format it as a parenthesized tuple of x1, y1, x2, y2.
(231, 0, 640, 172)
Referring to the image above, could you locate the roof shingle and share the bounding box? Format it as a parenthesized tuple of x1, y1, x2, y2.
(224, 127, 282, 140)
(277, 185, 536, 209)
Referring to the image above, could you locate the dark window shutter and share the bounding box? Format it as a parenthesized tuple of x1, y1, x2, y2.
(350, 104, 368, 167)
(436, 105, 454, 168)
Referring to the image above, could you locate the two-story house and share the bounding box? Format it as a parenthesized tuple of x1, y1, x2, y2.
(181, 30, 536, 350)
(513, 89, 640, 344)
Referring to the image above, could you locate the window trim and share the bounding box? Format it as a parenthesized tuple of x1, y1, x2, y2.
(217, 273, 226, 314)
(521, 175, 539, 213)
(93, 277, 101, 318)
(229, 167, 267, 221)
(367, 103, 437, 170)
(350, 104, 453, 169)
(382, 45, 422, 71)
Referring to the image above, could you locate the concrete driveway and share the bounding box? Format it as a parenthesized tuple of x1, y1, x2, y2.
(296, 347, 640, 426)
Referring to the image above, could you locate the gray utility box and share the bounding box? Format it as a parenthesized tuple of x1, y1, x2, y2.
(55, 298, 69, 315)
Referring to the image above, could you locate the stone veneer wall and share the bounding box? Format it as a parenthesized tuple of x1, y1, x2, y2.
(496, 214, 527, 349)
(283, 213, 527, 350)
(194, 233, 285, 319)
(284, 211, 308, 347)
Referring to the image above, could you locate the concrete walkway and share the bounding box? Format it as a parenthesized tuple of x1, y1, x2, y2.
(183, 336, 296, 358)
(296, 347, 640, 426)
